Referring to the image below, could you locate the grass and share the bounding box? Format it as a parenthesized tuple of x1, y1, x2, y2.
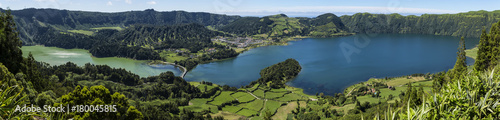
(222, 105, 243, 113)
(67, 30, 94, 36)
(252, 89, 265, 98)
(247, 84, 260, 92)
(269, 88, 288, 92)
(184, 98, 217, 113)
(357, 95, 384, 104)
(190, 98, 210, 105)
(189, 82, 200, 86)
(378, 88, 403, 102)
(251, 116, 263, 120)
(354, 79, 433, 104)
(264, 92, 287, 99)
(276, 93, 307, 101)
(213, 41, 228, 46)
(306, 101, 321, 109)
(197, 84, 217, 92)
(234, 48, 245, 53)
(465, 46, 478, 59)
(211, 90, 222, 99)
(385, 77, 417, 86)
(239, 99, 264, 111)
(272, 102, 298, 120)
(285, 86, 317, 99)
(263, 100, 283, 115)
(159, 50, 188, 63)
(182, 100, 218, 113)
(91, 26, 123, 31)
(209, 91, 236, 106)
(236, 109, 260, 117)
(331, 103, 355, 115)
(231, 92, 256, 103)
(298, 101, 307, 108)
(211, 111, 245, 120)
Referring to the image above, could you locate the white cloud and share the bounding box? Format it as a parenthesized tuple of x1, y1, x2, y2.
(125, 0, 131, 4)
(34, 0, 56, 2)
(218, 6, 460, 15)
(106, 1, 112, 6)
(147, 1, 156, 5)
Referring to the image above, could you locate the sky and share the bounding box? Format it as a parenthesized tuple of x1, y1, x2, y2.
(1, 0, 499, 17)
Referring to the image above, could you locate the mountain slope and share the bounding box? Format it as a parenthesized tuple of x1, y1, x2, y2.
(4, 8, 240, 45)
(106, 23, 224, 52)
(340, 10, 500, 38)
(219, 13, 352, 38)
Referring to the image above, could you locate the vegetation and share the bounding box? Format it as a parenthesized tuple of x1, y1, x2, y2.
(249, 58, 302, 88)
(474, 21, 500, 71)
(4, 7, 500, 120)
(340, 10, 500, 38)
(219, 13, 352, 39)
(449, 37, 467, 80)
(0, 10, 23, 74)
(7, 8, 239, 45)
(175, 48, 239, 71)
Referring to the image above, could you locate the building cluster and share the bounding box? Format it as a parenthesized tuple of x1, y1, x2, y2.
(212, 36, 266, 48)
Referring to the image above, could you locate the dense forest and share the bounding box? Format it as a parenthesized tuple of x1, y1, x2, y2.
(340, 10, 500, 38)
(249, 58, 302, 88)
(112, 23, 225, 52)
(176, 48, 239, 71)
(3, 8, 239, 45)
(219, 13, 352, 39)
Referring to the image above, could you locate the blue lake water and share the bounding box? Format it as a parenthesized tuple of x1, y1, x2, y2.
(185, 34, 479, 95)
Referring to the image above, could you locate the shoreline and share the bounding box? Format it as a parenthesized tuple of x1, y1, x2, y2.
(148, 60, 188, 78)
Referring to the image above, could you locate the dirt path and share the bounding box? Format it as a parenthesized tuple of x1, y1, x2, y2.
(247, 91, 262, 100)
(346, 88, 355, 97)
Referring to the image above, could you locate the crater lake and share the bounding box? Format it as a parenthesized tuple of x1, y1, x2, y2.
(184, 34, 479, 95)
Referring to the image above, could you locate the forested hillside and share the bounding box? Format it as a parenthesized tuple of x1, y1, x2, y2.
(219, 13, 352, 39)
(340, 10, 500, 38)
(111, 23, 224, 52)
(3, 8, 239, 45)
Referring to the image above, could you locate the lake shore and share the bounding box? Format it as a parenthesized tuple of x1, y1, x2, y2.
(148, 60, 188, 78)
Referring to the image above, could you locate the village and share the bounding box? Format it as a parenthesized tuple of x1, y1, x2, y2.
(158, 36, 272, 63)
(211, 36, 268, 48)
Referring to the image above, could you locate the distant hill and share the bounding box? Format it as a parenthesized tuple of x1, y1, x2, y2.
(3, 8, 240, 45)
(108, 23, 224, 52)
(219, 13, 352, 38)
(340, 10, 500, 38)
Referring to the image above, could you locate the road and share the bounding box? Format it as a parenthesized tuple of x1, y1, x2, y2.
(160, 61, 187, 78)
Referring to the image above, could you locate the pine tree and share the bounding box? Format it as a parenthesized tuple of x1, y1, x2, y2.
(473, 21, 500, 71)
(0, 10, 23, 74)
(474, 29, 490, 71)
(451, 37, 467, 79)
(492, 21, 500, 68)
(26, 52, 45, 91)
(489, 22, 500, 68)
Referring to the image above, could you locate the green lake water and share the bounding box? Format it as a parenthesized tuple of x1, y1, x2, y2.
(21, 46, 182, 77)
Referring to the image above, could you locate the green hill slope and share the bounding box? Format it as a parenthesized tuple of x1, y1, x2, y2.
(340, 10, 500, 38)
(4, 8, 240, 45)
(219, 13, 352, 39)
